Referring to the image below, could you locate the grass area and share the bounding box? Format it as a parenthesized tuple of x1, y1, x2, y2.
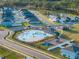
(52, 22, 62, 25)
(0, 26, 6, 30)
(0, 46, 24, 59)
(5, 53, 18, 59)
(63, 24, 79, 42)
(22, 22, 30, 27)
(0, 47, 10, 56)
(72, 24, 79, 31)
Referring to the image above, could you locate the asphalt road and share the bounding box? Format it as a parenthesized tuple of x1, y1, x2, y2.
(0, 30, 54, 59)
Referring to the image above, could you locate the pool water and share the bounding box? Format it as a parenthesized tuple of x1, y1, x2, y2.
(17, 30, 52, 42)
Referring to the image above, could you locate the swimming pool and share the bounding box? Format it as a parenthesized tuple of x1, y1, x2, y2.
(17, 30, 52, 42)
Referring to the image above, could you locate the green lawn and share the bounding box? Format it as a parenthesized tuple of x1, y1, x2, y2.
(0, 47, 10, 56)
(52, 22, 62, 25)
(5, 53, 18, 59)
(0, 26, 6, 30)
(0, 47, 24, 59)
(63, 24, 79, 42)
(22, 22, 30, 27)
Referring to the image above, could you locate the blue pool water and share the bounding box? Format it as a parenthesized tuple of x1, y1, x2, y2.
(17, 30, 52, 42)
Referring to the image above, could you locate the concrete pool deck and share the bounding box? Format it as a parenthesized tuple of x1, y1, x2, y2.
(17, 30, 52, 43)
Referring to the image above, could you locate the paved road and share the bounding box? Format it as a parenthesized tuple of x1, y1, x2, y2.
(0, 30, 54, 59)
